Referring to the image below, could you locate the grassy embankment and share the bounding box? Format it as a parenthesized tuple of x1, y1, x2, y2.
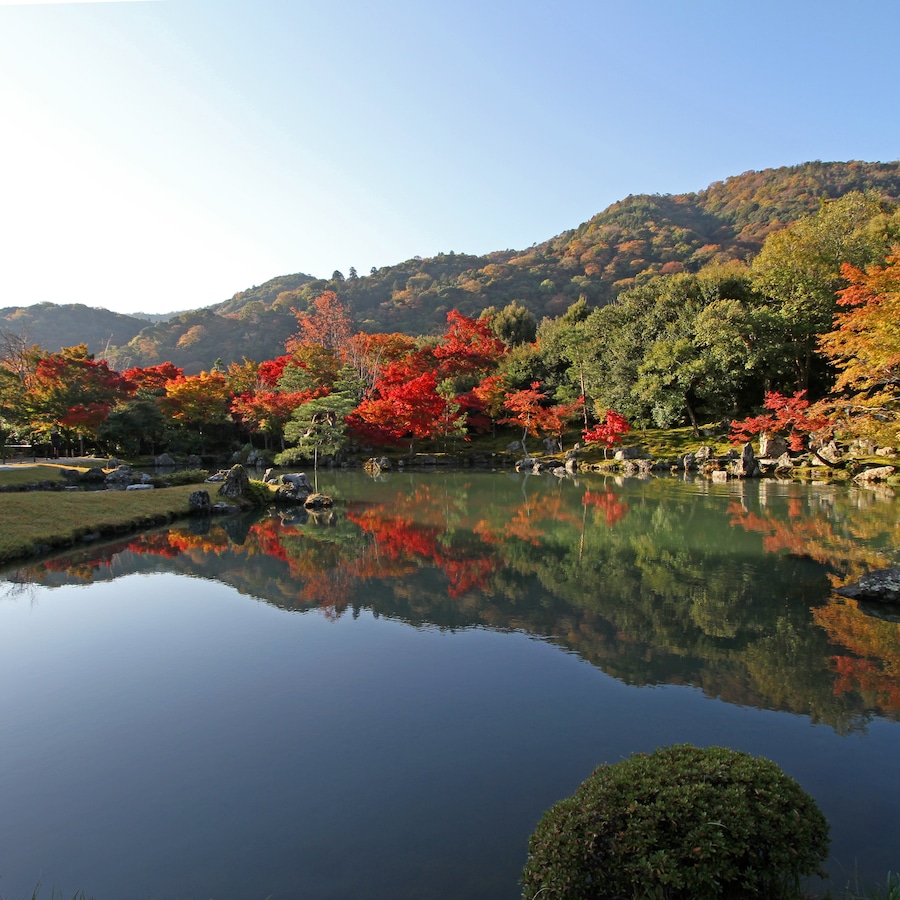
(0, 463, 202, 566)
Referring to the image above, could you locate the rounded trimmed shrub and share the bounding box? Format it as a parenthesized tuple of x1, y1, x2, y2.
(521, 744, 829, 900)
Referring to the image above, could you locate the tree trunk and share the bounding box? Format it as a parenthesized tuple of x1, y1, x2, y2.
(579, 366, 588, 428)
(684, 394, 700, 439)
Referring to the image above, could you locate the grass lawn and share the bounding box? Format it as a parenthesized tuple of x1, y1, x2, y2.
(0, 466, 202, 565)
(0, 463, 89, 487)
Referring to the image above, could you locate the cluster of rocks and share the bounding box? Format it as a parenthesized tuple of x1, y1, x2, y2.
(191, 465, 333, 515)
(514, 449, 579, 477)
(363, 455, 467, 475)
(582, 437, 897, 485)
(57, 463, 156, 490)
(364, 457, 392, 476)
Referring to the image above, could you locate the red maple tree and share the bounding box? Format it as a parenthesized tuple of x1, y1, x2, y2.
(730, 391, 829, 452)
(583, 409, 631, 458)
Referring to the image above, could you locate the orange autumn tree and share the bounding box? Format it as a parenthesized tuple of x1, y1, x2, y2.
(287, 290, 354, 356)
(352, 364, 450, 455)
(344, 331, 418, 393)
(226, 355, 327, 451)
(433, 310, 506, 380)
(281, 293, 354, 396)
(471, 373, 508, 436)
(231, 386, 327, 451)
(501, 381, 579, 456)
(122, 362, 185, 395)
(162, 370, 233, 451)
(819, 249, 900, 438)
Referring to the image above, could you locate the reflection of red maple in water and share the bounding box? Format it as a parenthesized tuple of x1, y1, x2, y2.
(37, 482, 625, 614)
(41, 532, 181, 580)
(813, 599, 900, 717)
(346, 503, 499, 599)
(726, 501, 888, 579)
(582, 490, 629, 527)
(249, 517, 291, 565)
(131, 532, 182, 558)
(728, 501, 900, 716)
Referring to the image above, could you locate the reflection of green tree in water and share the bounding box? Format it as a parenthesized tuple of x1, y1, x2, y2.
(11, 473, 897, 732)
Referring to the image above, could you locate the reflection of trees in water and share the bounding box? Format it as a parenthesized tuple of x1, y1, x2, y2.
(7, 474, 900, 730)
(812, 599, 900, 722)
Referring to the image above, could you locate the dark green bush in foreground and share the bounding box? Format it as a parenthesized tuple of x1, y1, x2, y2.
(521, 744, 830, 900)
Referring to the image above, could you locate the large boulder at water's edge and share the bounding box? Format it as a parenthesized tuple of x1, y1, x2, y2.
(189, 490, 211, 513)
(759, 433, 789, 458)
(105, 465, 135, 486)
(854, 465, 895, 484)
(304, 492, 334, 510)
(217, 464, 250, 499)
(730, 443, 760, 478)
(275, 472, 313, 503)
(835, 569, 900, 606)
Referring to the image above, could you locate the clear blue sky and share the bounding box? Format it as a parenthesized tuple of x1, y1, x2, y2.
(1, 0, 898, 316)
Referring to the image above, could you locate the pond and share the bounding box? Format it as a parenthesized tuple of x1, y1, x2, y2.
(1, 471, 898, 899)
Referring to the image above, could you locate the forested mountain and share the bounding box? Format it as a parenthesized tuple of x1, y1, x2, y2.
(0, 303, 152, 357)
(6, 160, 899, 373)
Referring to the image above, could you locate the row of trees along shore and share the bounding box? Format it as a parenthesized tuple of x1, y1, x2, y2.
(1, 192, 899, 463)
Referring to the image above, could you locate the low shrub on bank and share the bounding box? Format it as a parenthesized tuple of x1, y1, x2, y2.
(244, 478, 276, 505)
(154, 467, 210, 486)
(521, 744, 830, 900)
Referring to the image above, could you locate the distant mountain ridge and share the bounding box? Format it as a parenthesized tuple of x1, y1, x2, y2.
(0, 303, 151, 357)
(3, 160, 899, 373)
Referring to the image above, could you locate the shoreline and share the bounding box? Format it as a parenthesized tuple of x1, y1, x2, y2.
(0, 447, 895, 569)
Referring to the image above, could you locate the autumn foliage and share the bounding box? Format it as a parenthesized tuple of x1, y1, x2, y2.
(582, 410, 631, 456)
(818, 250, 900, 433)
(730, 390, 829, 452)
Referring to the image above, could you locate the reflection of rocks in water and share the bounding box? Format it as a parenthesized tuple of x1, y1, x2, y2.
(307, 508, 338, 527)
(279, 508, 340, 528)
(279, 508, 310, 528)
(219, 514, 255, 545)
(857, 600, 900, 623)
(189, 515, 212, 536)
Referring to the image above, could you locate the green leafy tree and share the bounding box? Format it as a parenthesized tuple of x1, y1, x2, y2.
(583, 270, 773, 429)
(480, 300, 537, 347)
(538, 297, 592, 424)
(751, 191, 900, 391)
(282, 372, 363, 470)
(99, 397, 168, 457)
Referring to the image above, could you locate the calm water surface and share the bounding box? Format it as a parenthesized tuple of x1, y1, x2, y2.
(1, 471, 898, 899)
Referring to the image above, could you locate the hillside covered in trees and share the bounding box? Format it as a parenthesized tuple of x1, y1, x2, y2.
(3, 160, 899, 373)
(0, 303, 152, 361)
(2, 163, 900, 464)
